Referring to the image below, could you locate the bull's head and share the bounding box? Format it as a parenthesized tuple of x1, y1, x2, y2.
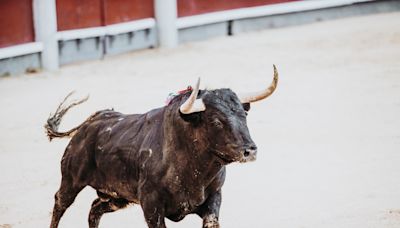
(178, 65, 279, 164)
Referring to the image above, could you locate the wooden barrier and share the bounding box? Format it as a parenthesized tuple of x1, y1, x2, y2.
(0, 0, 34, 48)
(177, 0, 298, 17)
(56, 0, 154, 31)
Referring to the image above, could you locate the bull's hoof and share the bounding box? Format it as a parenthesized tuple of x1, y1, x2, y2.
(203, 214, 219, 228)
(203, 223, 220, 228)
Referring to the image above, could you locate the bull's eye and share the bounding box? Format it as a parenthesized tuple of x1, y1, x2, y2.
(213, 118, 223, 129)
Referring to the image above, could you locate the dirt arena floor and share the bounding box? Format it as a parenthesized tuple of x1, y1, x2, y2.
(1, 12, 400, 228)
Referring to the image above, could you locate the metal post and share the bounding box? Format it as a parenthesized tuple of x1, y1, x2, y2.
(154, 0, 178, 48)
(33, 0, 59, 70)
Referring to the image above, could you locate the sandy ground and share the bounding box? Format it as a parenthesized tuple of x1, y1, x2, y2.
(1, 12, 400, 228)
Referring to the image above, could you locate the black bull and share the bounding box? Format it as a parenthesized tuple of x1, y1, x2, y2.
(45, 66, 278, 228)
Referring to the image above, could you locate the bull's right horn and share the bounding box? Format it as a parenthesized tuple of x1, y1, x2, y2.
(239, 65, 279, 103)
(179, 78, 206, 114)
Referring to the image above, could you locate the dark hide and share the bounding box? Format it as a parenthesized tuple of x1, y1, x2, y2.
(47, 89, 257, 228)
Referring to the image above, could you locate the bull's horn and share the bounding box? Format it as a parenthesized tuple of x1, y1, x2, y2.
(179, 78, 206, 114)
(239, 65, 279, 103)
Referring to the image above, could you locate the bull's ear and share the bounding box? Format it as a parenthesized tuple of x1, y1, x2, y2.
(242, 103, 251, 112)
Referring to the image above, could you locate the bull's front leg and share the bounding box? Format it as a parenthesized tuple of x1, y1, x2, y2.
(197, 190, 222, 228)
(140, 191, 167, 228)
(142, 206, 166, 228)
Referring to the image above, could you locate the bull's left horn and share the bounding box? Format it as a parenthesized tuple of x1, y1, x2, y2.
(239, 65, 279, 103)
(179, 78, 206, 114)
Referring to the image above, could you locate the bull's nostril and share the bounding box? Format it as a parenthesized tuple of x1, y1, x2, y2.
(243, 144, 257, 158)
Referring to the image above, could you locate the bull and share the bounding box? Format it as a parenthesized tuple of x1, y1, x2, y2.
(45, 65, 278, 228)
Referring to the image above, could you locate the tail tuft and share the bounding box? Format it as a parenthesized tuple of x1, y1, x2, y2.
(45, 91, 89, 141)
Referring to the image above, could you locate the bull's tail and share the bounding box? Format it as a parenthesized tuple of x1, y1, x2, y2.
(45, 91, 89, 141)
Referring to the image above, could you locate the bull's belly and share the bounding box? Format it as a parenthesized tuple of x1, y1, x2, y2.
(89, 176, 140, 204)
(91, 187, 140, 206)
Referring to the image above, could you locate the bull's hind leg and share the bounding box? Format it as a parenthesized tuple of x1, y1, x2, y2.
(50, 178, 84, 228)
(88, 193, 129, 228)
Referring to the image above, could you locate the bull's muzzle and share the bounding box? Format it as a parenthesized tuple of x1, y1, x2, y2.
(240, 145, 257, 163)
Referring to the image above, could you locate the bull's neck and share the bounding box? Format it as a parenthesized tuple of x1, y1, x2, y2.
(162, 111, 224, 186)
(168, 130, 223, 177)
